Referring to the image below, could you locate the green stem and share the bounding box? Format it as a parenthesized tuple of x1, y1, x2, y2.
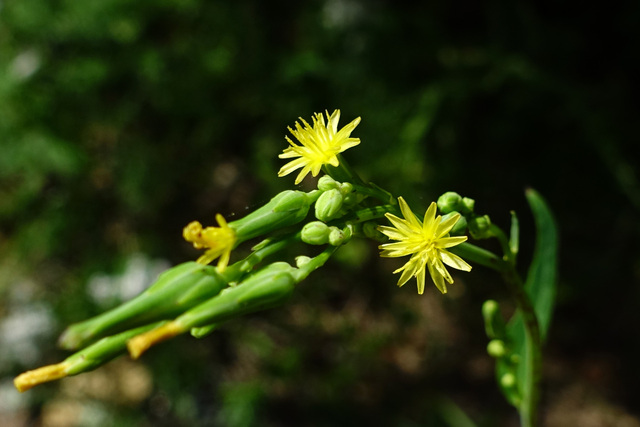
(488, 224, 513, 264)
(342, 204, 399, 223)
(502, 265, 541, 427)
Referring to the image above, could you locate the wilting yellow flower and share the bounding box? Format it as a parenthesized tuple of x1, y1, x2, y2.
(378, 197, 471, 294)
(183, 214, 236, 270)
(278, 110, 361, 184)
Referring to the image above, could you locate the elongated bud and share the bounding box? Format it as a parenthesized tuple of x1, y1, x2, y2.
(59, 262, 233, 350)
(15, 322, 164, 392)
(128, 262, 298, 359)
(231, 190, 317, 242)
(315, 188, 344, 221)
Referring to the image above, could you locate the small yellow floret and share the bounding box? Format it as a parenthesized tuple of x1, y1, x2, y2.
(127, 322, 185, 359)
(14, 362, 71, 392)
(278, 109, 361, 184)
(183, 213, 236, 271)
(378, 197, 471, 294)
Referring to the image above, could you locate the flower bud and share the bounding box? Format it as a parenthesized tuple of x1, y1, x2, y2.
(487, 339, 507, 358)
(339, 182, 354, 195)
(437, 192, 476, 215)
(500, 373, 517, 388)
(318, 175, 339, 191)
(461, 197, 475, 214)
(231, 190, 315, 242)
(301, 221, 331, 245)
(363, 221, 385, 241)
(315, 188, 344, 222)
(469, 214, 492, 239)
(437, 192, 462, 214)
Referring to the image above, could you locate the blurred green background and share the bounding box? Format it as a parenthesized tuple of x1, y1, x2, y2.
(1, 1, 639, 426)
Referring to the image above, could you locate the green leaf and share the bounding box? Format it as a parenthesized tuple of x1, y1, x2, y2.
(522, 188, 558, 341)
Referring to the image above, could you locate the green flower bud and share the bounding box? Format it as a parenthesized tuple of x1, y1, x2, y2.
(487, 339, 507, 358)
(318, 175, 339, 191)
(461, 197, 475, 214)
(328, 228, 344, 246)
(176, 262, 297, 329)
(58, 262, 232, 350)
(469, 214, 492, 239)
(500, 372, 517, 388)
(315, 188, 344, 222)
(301, 221, 331, 245)
(442, 212, 467, 235)
(362, 221, 385, 241)
(231, 190, 315, 242)
(437, 192, 476, 215)
(437, 192, 462, 214)
(339, 182, 354, 195)
(328, 225, 352, 246)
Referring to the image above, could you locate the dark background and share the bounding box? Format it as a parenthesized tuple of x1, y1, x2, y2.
(1, 1, 639, 426)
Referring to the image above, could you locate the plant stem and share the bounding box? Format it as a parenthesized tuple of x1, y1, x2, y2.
(502, 264, 542, 427)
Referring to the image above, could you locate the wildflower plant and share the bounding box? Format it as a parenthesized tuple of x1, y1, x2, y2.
(14, 110, 558, 427)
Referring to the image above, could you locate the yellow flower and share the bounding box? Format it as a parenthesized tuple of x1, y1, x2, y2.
(378, 197, 471, 294)
(278, 109, 361, 184)
(183, 214, 236, 271)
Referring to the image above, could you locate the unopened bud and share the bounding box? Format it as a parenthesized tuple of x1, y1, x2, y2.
(301, 221, 330, 245)
(500, 373, 517, 388)
(315, 188, 344, 221)
(442, 212, 467, 235)
(363, 221, 385, 240)
(339, 182, 354, 195)
(437, 192, 462, 214)
(328, 225, 352, 246)
(318, 175, 339, 191)
(461, 197, 475, 214)
(487, 339, 507, 358)
(469, 214, 492, 239)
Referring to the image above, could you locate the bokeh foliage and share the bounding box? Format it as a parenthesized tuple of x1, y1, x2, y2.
(2, 0, 639, 426)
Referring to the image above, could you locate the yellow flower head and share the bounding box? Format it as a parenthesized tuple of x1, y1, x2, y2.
(183, 214, 236, 271)
(278, 109, 361, 184)
(378, 197, 471, 294)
